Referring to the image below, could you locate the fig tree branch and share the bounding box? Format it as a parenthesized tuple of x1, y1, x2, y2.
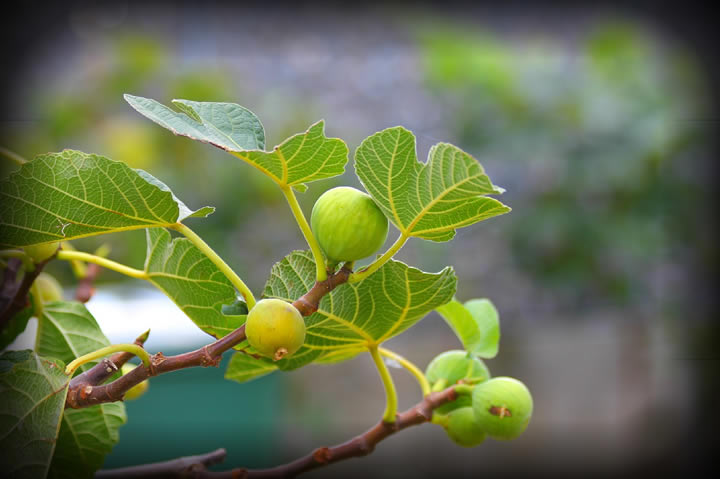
(95, 448, 228, 478)
(66, 267, 353, 409)
(0, 255, 52, 328)
(94, 386, 459, 478)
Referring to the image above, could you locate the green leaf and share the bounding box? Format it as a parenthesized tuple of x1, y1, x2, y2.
(224, 352, 278, 384)
(436, 298, 500, 358)
(355, 127, 510, 241)
(0, 150, 213, 248)
(0, 350, 70, 479)
(124, 94, 266, 151)
(0, 305, 32, 351)
(34, 301, 128, 479)
(225, 250, 456, 382)
(125, 94, 349, 190)
(144, 228, 245, 339)
(228, 121, 349, 191)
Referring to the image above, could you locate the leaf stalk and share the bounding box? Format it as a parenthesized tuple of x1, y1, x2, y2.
(348, 233, 408, 283)
(369, 345, 398, 423)
(281, 186, 327, 282)
(379, 347, 430, 396)
(65, 343, 151, 376)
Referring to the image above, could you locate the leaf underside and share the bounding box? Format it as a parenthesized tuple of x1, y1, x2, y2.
(355, 127, 510, 241)
(0, 150, 212, 248)
(225, 250, 457, 383)
(436, 298, 500, 358)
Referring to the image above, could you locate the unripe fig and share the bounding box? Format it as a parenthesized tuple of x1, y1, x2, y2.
(23, 242, 60, 262)
(121, 364, 149, 401)
(444, 406, 487, 447)
(472, 377, 533, 440)
(246, 298, 306, 361)
(426, 350, 491, 414)
(35, 273, 63, 303)
(311, 186, 388, 263)
(426, 350, 491, 386)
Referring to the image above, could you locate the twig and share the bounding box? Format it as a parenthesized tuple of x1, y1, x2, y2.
(93, 386, 459, 478)
(65, 266, 353, 408)
(0, 255, 52, 328)
(76, 263, 102, 303)
(95, 448, 227, 478)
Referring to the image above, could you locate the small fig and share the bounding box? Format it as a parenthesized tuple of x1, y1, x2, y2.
(311, 186, 388, 263)
(121, 364, 149, 401)
(246, 298, 306, 361)
(472, 377, 532, 440)
(444, 406, 487, 447)
(426, 350, 491, 414)
(23, 242, 60, 262)
(35, 273, 63, 303)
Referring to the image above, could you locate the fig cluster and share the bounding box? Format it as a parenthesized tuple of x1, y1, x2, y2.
(426, 350, 533, 446)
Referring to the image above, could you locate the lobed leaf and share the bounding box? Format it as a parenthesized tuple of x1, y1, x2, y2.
(0, 150, 213, 248)
(125, 95, 348, 190)
(225, 250, 457, 383)
(355, 127, 510, 241)
(0, 350, 70, 479)
(144, 228, 245, 340)
(34, 300, 128, 479)
(436, 298, 500, 358)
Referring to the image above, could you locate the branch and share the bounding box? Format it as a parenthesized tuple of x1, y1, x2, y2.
(95, 448, 227, 478)
(291, 264, 351, 316)
(93, 386, 459, 478)
(0, 255, 52, 328)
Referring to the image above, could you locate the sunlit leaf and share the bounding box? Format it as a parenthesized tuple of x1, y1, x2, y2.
(144, 228, 245, 340)
(436, 298, 500, 358)
(0, 350, 69, 478)
(355, 127, 510, 241)
(0, 150, 213, 248)
(225, 250, 456, 383)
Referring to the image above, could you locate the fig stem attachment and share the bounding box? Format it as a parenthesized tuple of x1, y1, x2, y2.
(431, 378, 448, 393)
(281, 186, 327, 282)
(348, 233, 408, 283)
(172, 223, 256, 309)
(369, 345, 398, 423)
(65, 344, 151, 376)
(57, 250, 148, 280)
(379, 347, 430, 396)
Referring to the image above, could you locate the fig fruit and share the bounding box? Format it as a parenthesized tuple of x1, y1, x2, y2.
(444, 406, 487, 447)
(426, 350, 491, 414)
(311, 186, 388, 263)
(472, 377, 533, 440)
(23, 242, 60, 262)
(121, 364, 149, 401)
(35, 273, 63, 303)
(246, 298, 306, 361)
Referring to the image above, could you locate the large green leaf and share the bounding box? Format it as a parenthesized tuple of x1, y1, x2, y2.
(225, 250, 457, 383)
(0, 350, 69, 479)
(355, 127, 510, 241)
(0, 150, 213, 248)
(124, 94, 266, 151)
(126, 95, 348, 191)
(436, 298, 500, 358)
(144, 228, 245, 339)
(34, 301, 127, 479)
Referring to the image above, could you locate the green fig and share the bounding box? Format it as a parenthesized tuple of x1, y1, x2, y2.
(23, 242, 60, 262)
(246, 298, 306, 361)
(121, 364, 149, 401)
(311, 186, 388, 263)
(426, 350, 491, 415)
(444, 406, 487, 447)
(34, 272, 63, 303)
(472, 377, 532, 440)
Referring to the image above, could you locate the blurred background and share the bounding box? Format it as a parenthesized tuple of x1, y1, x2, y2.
(1, 3, 718, 478)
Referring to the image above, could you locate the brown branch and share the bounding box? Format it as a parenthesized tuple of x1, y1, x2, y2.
(95, 448, 227, 478)
(66, 266, 354, 409)
(94, 386, 459, 478)
(75, 262, 102, 303)
(0, 255, 52, 328)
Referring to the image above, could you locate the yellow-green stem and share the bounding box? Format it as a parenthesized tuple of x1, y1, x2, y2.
(65, 344, 151, 376)
(379, 347, 430, 396)
(60, 242, 87, 278)
(0, 249, 26, 259)
(369, 345, 398, 423)
(281, 186, 327, 282)
(172, 223, 256, 309)
(349, 233, 408, 283)
(431, 378, 448, 393)
(57, 250, 148, 280)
